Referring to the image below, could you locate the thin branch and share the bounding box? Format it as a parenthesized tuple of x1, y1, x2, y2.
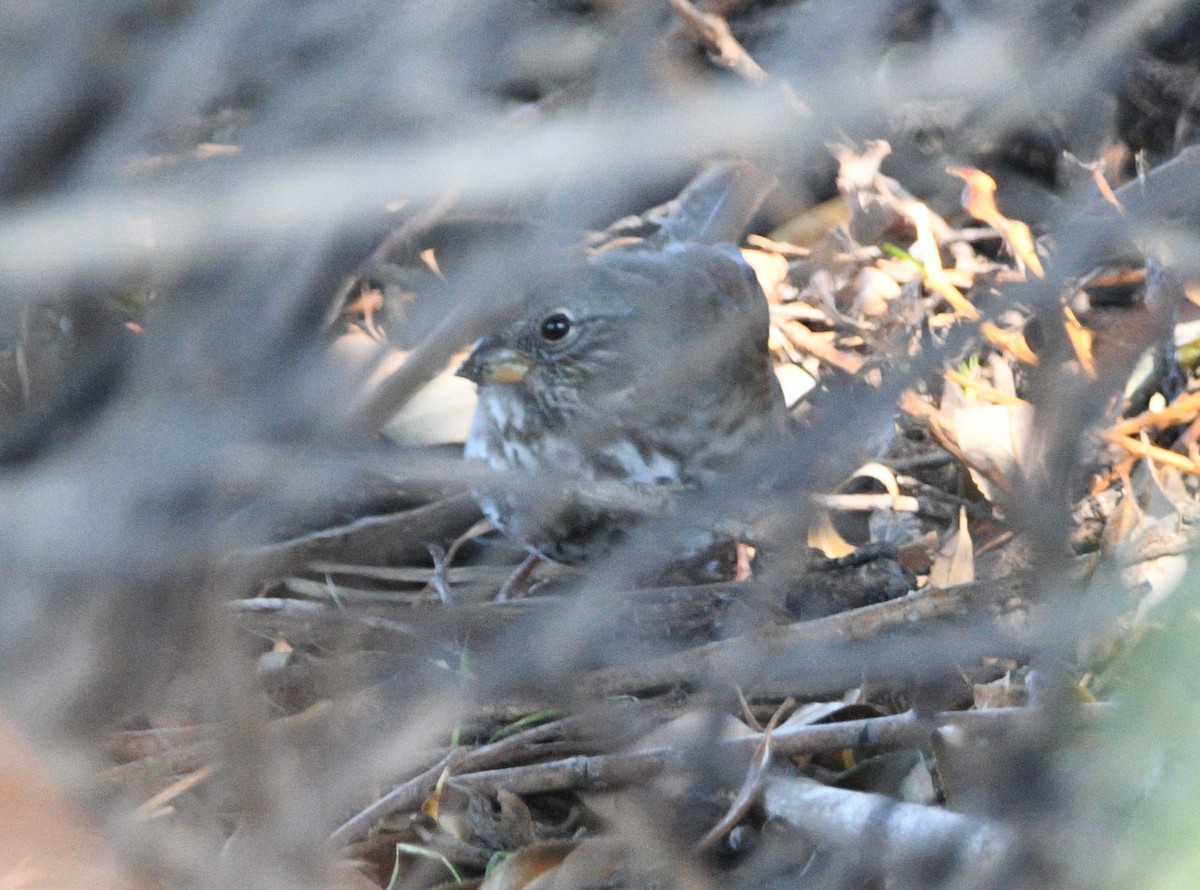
(578, 572, 1037, 698)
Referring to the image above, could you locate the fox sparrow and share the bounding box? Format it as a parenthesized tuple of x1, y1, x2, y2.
(457, 241, 787, 567)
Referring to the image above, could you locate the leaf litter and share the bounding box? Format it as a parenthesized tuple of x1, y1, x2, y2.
(6, 3, 1200, 889)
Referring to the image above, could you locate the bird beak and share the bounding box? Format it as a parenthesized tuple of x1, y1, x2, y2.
(457, 338, 531, 385)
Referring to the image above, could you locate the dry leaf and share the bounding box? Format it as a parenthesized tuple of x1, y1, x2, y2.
(980, 321, 1038, 364)
(382, 367, 478, 445)
(835, 139, 893, 203)
(769, 196, 851, 248)
(521, 839, 628, 890)
(851, 461, 901, 497)
(929, 507, 975, 587)
(1110, 389, 1200, 437)
(1091, 165, 1123, 214)
(943, 368, 1028, 407)
(1102, 431, 1200, 475)
(328, 332, 477, 444)
(741, 247, 791, 302)
(773, 361, 817, 407)
(973, 672, 1022, 709)
(419, 246, 445, 279)
(947, 166, 1045, 278)
(850, 266, 902, 316)
(950, 166, 1001, 222)
(779, 321, 864, 374)
(1003, 219, 1045, 278)
(808, 508, 856, 557)
(951, 402, 1034, 499)
(1062, 306, 1097, 377)
(421, 765, 451, 822)
(479, 841, 578, 890)
(899, 200, 978, 318)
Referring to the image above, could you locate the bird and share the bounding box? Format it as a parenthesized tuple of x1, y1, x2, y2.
(456, 239, 789, 579)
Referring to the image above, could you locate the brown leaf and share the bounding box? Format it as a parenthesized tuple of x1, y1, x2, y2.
(943, 368, 1027, 407)
(779, 321, 864, 375)
(1091, 166, 1124, 215)
(1109, 389, 1200, 437)
(929, 507, 975, 587)
(422, 765, 452, 823)
(1102, 431, 1200, 475)
(419, 247, 445, 279)
(479, 842, 577, 889)
(947, 165, 1001, 222)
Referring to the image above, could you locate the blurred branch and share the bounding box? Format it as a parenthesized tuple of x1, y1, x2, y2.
(0, 91, 804, 292)
(579, 573, 1038, 698)
(667, 0, 767, 82)
(667, 0, 811, 117)
(437, 704, 1108, 797)
(330, 710, 630, 847)
(239, 492, 481, 571)
(762, 775, 1015, 882)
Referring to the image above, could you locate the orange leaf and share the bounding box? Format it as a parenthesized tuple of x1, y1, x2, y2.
(1062, 306, 1096, 377)
(981, 322, 1038, 365)
(946, 166, 1000, 222)
(947, 166, 1044, 278)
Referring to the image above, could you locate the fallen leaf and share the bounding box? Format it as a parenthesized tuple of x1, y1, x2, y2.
(479, 841, 578, 890)
(853, 461, 901, 497)
(972, 672, 1022, 709)
(981, 322, 1038, 365)
(1091, 165, 1123, 214)
(740, 248, 791, 302)
(951, 402, 1034, 499)
(779, 321, 864, 374)
(929, 507, 975, 587)
(943, 368, 1028, 407)
(808, 509, 856, 558)
(1062, 306, 1097, 377)
(899, 200, 978, 318)
(328, 333, 478, 445)
(850, 266, 902, 316)
(419, 247, 444, 279)
(768, 196, 852, 248)
(421, 765, 451, 822)
(773, 361, 817, 407)
(947, 166, 1044, 278)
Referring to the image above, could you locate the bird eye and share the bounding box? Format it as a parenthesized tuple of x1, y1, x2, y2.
(539, 311, 572, 342)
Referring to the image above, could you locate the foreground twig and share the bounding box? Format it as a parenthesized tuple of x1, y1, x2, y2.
(240, 492, 481, 570)
(446, 704, 1108, 799)
(331, 712, 619, 846)
(579, 573, 1037, 698)
(762, 775, 1016, 881)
